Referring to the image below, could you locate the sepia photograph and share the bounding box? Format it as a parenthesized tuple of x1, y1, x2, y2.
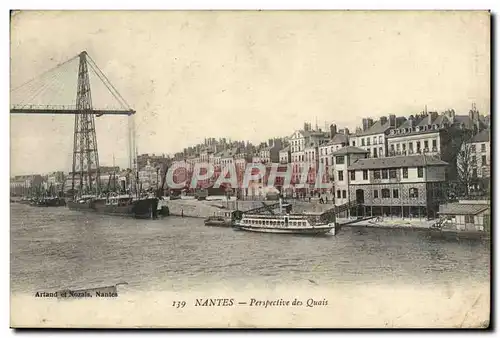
(9, 9, 491, 328)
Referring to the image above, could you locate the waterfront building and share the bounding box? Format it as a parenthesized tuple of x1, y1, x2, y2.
(330, 146, 369, 207)
(438, 199, 490, 231)
(289, 122, 330, 195)
(319, 125, 349, 178)
(347, 155, 448, 219)
(466, 128, 491, 179)
(138, 160, 160, 191)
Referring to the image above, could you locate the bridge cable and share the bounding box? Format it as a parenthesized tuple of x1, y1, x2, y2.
(86, 55, 131, 110)
(10, 54, 79, 93)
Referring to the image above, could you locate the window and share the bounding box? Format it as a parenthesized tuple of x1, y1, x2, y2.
(367, 138, 371, 146)
(374, 170, 381, 179)
(470, 144, 476, 152)
(338, 170, 344, 181)
(361, 138, 365, 146)
(409, 143, 413, 151)
(417, 167, 424, 178)
(465, 215, 474, 223)
(402, 167, 408, 178)
(390, 144, 395, 152)
(374, 190, 379, 198)
(396, 144, 400, 152)
(432, 139, 437, 149)
(382, 169, 388, 179)
(378, 136, 383, 144)
(379, 147, 383, 156)
(481, 143, 486, 152)
(373, 136, 377, 145)
(350, 171, 355, 180)
(337, 190, 341, 199)
(424, 140, 429, 149)
(363, 170, 368, 180)
(320, 158, 324, 164)
(336, 156, 345, 165)
(325, 158, 329, 166)
(381, 188, 390, 198)
(373, 148, 378, 158)
(416, 141, 421, 152)
(342, 190, 347, 199)
(472, 156, 476, 166)
(409, 188, 419, 198)
(472, 168, 477, 178)
(482, 155, 486, 166)
(393, 189, 399, 198)
(402, 143, 406, 151)
(352, 141, 356, 147)
(389, 169, 397, 179)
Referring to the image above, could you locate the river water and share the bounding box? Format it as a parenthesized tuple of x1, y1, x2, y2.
(10, 203, 491, 328)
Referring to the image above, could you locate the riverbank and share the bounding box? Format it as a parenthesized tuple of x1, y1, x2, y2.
(338, 217, 436, 229)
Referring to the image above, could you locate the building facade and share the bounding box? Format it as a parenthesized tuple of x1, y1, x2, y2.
(330, 146, 369, 206)
(347, 155, 449, 219)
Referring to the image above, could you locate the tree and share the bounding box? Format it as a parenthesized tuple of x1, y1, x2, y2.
(456, 140, 476, 197)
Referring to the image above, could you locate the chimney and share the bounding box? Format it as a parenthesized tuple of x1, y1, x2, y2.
(428, 112, 438, 124)
(389, 114, 396, 128)
(362, 118, 373, 131)
(396, 116, 407, 128)
(408, 115, 414, 128)
(268, 139, 274, 147)
(330, 124, 337, 138)
(380, 116, 388, 125)
(344, 127, 349, 135)
(304, 122, 311, 132)
(446, 109, 456, 123)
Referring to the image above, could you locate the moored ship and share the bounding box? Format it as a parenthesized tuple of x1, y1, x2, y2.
(67, 193, 169, 219)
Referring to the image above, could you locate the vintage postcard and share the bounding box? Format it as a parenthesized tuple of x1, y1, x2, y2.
(10, 10, 491, 328)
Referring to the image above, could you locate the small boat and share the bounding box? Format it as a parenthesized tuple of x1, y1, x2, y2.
(233, 199, 337, 235)
(204, 210, 239, 227)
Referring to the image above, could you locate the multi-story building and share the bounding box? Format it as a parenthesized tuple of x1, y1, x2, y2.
(319, 125, 349, 178)
(386, 107, 487, 181)
(330, 146, 369, 206)
(138, 160, 160, 190)
(467, 128, 491, 179)
(350, 115, 405, 158)
(259, 139, 283, 164)
(10, 174, 44, 196)
(347, 155, 448, 219)
(279, 146, 291, 164)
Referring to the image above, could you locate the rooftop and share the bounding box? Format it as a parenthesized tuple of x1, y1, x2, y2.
(347, 154, 448, 170)
(331, 146, 369, 156)
(354, 121, 391, 137)
(469, 128, 490, 143)
(438, 203, 489, 216)
(325, 133, 349, 146)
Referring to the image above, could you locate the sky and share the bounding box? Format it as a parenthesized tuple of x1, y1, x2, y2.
(10, 10, 490, 176)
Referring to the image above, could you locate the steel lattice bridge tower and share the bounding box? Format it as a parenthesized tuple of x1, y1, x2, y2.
(10, 51, 136, 197)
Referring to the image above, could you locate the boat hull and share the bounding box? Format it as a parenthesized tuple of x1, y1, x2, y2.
(233, 224, 335, 235)
(67, 197, 163, 219)
(204, 220, 233, 227)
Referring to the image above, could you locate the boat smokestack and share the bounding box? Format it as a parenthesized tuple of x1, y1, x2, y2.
(279, 197, 282, 214)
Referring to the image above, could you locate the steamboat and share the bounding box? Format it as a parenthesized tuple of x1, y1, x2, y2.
(233, 199, 338, 235)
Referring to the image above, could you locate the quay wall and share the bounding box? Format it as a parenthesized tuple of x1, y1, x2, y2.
(165, 199, 334, 218)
